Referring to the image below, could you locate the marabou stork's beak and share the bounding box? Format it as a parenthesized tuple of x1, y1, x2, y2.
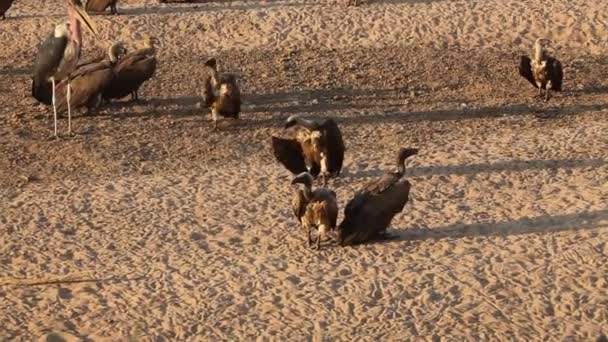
(72, 0, 100, 38)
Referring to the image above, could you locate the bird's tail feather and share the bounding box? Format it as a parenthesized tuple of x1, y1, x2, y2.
(31, 76, 53, 105)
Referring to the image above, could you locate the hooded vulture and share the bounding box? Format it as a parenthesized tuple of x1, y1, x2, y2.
(334, 148, 418, 246)
(102, 36, 159, 102)
(0, 0, 16, 19)
(85, 0, 119, 14)
(202, 58, 241, 129)
(272, 115, 345, 186)
(50, 42, 126, 114)
(519, 38, 563, 101)
(291, 172, 339, 250)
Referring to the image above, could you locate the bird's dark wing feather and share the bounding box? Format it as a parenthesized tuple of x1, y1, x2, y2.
(547, 57, 563, 91)
(518, 55, 537, 88)
(55, 65, 113, 112)
(32, 34, 68, 104)
(338, 180, 411, 246)
(321, 118, 345, 176)
(271, 136, 308, 175)
(33, 34, 67, 81)
(85, 0, 112, 12)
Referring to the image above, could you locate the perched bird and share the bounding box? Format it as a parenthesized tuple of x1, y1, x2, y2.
(272, 115, 345, 186)
(0, 0, 16, 19)
(103, 36, 159, 102)
(519, 38, 563, 101)
(203, 58, 241, 129)
(291, 172, 338, 250)
(335, 148, 418, 246)
(52, 42, 126, 114)
(85, 0, 119, 14)
(32, 0, 100, 137)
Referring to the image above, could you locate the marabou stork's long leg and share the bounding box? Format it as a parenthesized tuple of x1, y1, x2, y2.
(52, 78, 58, 138)
(67, 81, 72, 135)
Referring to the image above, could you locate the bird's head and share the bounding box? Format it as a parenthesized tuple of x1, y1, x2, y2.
(291, 172, 314, 188)
(144, 35, 161, 48)
(108, 41, 127, 62)
(66, 0, 99, 38)
(397, 148, 419, 163)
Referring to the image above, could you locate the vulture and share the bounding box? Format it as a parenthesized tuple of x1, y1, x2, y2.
(0, 0, 16, 19)
(52, 42, 126, 114)
(334, 147, 418, 246)
(202, 58, 241, 129)
(291, 172, 338, 250)
(31, 0, 100, 137)
(85, 0, 119, 14)
(271, 115, 345, 186)
(102, 36, 159, 102)
(519, 38, 563, 101)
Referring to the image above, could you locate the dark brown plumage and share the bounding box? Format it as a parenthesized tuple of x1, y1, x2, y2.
(271, 115, 345, 186)
(291, 172, 338, 250)
(103, 36, 159, 102)
(203, 58, 241, 129)
(0, 0, 16, 19)
(335, 148, 418, 246)
(518, 38, 563, 102)
(85, 0, 118, 14)
(53, 42, 126, 114)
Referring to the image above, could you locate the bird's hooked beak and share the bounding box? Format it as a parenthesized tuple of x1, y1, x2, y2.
(71, 0, 100, 38)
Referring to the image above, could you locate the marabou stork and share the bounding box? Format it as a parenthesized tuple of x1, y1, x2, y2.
(32, 0, 100, 138)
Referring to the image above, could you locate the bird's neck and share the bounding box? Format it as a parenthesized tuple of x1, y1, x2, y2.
(301, 185, 312, 200)
(533, 43, 544, 62)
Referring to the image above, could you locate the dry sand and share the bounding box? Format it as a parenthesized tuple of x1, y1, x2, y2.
(1, 0, 608, 340)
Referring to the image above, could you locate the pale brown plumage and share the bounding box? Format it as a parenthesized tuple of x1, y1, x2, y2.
(103, 36, 159, 102)
(54, 42, 126, 114)
(202, 58, 241, 129)
(335, 148, 418, 246)
(291, 172, 338, 250)
(85, 0, 118, 14)
(272, 115, 345, 186)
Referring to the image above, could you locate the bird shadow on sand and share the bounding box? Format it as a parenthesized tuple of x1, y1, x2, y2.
(121, 0, 312, 16)
(571, 85, 608, 95)
(341, 158, 608, 180)
(381, 209, 608, 244)
(0, 67, 30, 77)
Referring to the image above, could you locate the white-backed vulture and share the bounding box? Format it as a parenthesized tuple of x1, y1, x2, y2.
(519, 38, 563, 101)
(202, 58, 241, 129)
(85, 0, 119, 14)
(0, 0, 16, 19)
(291, 172, 339, 250)
(335, 148, 418, 246)
(102, 36, 159, 102)
(53, 42, 126, 114)
(272, 115, 345, 186)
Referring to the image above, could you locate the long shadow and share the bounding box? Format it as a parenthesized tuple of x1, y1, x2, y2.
(571, 85, 608, 95)
(0, 67, 30, 77)
(391, 209, 608, 242)
(342, 158, 608, 179)
(121, 0, 313, 16)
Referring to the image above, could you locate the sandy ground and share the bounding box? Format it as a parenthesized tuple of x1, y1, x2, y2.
(1, 0, 608, 340)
